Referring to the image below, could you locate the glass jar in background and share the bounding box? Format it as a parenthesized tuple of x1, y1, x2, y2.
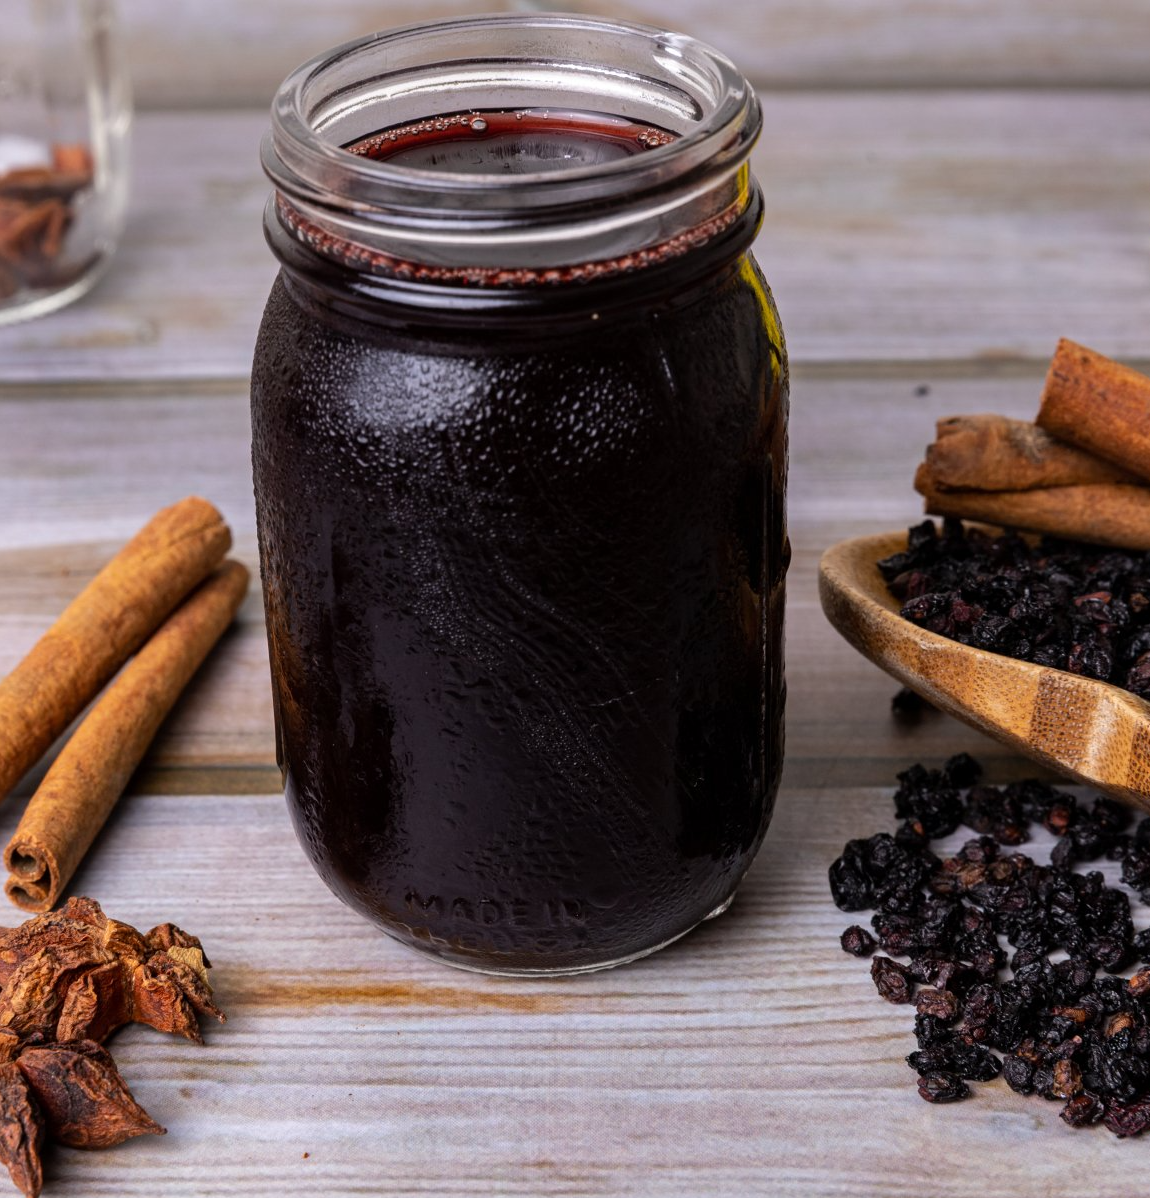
(0, 0, 130, 325)
(253, 15, 789, 975)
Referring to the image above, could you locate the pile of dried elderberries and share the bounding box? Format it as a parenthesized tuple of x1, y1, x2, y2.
(880, 519, 1150, 697)
(830, 753, 1150, 1135)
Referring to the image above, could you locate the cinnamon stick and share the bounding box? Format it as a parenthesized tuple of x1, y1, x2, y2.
(0, 497, 231, 803)
(3, 561, 250, 913)
(917, 481, 1150, 551)
(919, 414, 1138, 493)
(1037, 339, 1150, 483)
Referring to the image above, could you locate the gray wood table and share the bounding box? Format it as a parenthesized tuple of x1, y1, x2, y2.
(1, 91, 1149, 1196)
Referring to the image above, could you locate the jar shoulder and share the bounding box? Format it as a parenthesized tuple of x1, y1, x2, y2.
(254, 254, 784, 382)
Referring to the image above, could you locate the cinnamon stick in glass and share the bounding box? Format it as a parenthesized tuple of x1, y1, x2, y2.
(1037, 339, 1150, 483)
(0, 497, 230, 803)
(4, 561, 250, 913)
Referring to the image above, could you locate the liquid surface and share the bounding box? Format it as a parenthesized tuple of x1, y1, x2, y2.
(347, 108, 677, 175)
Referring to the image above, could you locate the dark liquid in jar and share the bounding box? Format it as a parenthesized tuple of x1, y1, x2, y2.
(347, 108, 677, 173)
(251, 110, 788, 972)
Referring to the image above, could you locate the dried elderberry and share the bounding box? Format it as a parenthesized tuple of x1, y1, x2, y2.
(917, 1072, 969, 1103)
(1003, 1054, 1036, 1094)
(893, 764, 962, 838)
(840, 926, 876, 957)
(1061, 1092, 1105, 1127)
(1103, 1098, 1150, 1138)
(915, 988, 960, 1022)
(883, 522, 1150, 702)
(871, 956, 914, 1004)
(891, 686, 935, 723)
(830, 755, 1150, 1138)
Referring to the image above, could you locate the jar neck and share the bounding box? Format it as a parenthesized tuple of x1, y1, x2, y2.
(261, 16, 762, 290)
(268, 185, 764, 330)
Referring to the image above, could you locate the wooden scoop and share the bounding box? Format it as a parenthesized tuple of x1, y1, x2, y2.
(818, 529, 1150, 808)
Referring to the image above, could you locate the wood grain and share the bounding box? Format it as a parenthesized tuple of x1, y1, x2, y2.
(0, 785, 1140, 1197)
(0, 375, 1052, 793)
(10, 1, 1150, 109)
(0, 94, 1148, 381)
(3, 91, 1150, 1194)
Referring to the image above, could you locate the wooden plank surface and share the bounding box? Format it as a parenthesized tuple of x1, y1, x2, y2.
(9, 1, 1150, 109)
(0, 788, 1145, 1196)
(4, 87, 1150, 1195)
(0, 375, 1053, 792)
(0, 94, 1148, 382)
(559, 0, 1150, 91)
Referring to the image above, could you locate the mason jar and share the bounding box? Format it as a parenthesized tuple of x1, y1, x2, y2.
(252, 14, 789, 975)
(0, 0, 130, 324)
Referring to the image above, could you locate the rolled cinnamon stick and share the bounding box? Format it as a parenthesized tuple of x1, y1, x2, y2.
(3, 560, 250, 913)
(918, 481, 1150, 551)
(1037, 339, 1150, 483)
(0, 497, 230, 802)
(920, 414, 1139, 492)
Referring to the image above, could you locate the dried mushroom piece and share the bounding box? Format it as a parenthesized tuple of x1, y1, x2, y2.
(0, 1059, 42, 1198)
(0, 1031, 163, 1197)
(55, 963, 121, 1048)
(0, 898, 224, 1045)
(145, 923, 212, 969)
(131, 949, 221, 1044)
(16, 1041, 164, 1150)
(0, 901, 221, 1197)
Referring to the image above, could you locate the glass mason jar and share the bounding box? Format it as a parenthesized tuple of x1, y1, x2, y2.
(252, 14, 789, 976)
(0, 0, 130, 325)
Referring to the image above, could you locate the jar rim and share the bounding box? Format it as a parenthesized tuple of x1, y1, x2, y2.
(264, 13, 759, 216)
(261, 13, 761, 274)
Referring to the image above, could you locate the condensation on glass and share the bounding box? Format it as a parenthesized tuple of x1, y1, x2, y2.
(252, 15, 790, 975)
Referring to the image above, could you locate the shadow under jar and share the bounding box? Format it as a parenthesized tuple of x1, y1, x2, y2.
(252, 14, 789, 975)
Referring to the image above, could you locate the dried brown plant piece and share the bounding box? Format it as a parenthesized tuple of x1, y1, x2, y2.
(0, 1059, 42, 1198)
(0, 1029, 163, 1196)
(0, 897, 224, 1045)
(34, 203, 67, 265)
(0, 899, 218, 1196)
(16, 1041, 164, 1150)
(145, 923, 212, 967)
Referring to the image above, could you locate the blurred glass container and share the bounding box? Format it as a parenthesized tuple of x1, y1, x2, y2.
(0, 0, 130, 325)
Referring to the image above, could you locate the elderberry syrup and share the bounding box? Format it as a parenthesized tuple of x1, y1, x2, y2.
(252, 15, 789, 974)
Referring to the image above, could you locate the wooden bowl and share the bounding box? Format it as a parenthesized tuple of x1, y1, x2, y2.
(818, 529, 1150, 808)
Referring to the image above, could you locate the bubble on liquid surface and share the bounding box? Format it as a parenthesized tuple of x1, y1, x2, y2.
(471, 118, 488, 133)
